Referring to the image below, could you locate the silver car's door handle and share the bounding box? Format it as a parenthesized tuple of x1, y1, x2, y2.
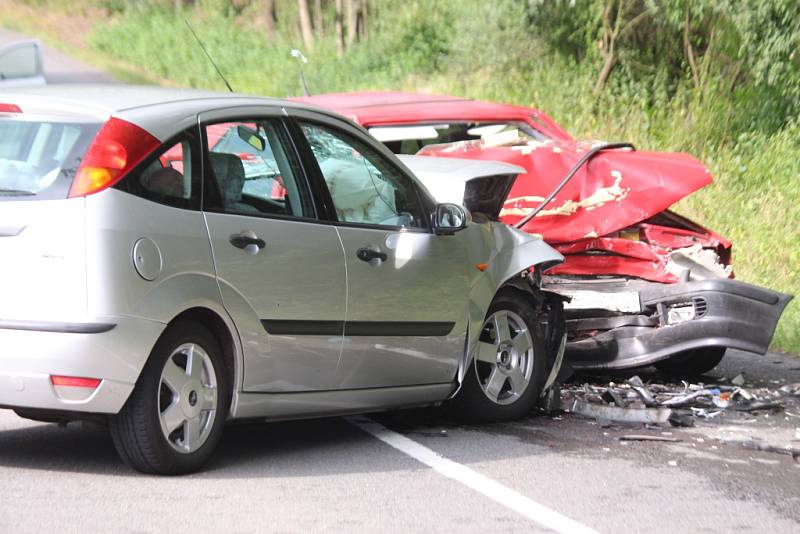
(356, 247, 387, 262)
(230, 232, 266, 252)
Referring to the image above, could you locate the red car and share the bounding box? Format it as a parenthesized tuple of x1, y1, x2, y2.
(297, 92, 792, 375)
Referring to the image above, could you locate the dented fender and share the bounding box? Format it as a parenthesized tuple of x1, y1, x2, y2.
(455, 222, 564, 385)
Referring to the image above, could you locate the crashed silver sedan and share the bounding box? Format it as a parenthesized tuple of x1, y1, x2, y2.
(0, 86, 565, 474)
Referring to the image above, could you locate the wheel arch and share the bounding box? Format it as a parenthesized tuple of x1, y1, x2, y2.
(159, 306, 242, 416)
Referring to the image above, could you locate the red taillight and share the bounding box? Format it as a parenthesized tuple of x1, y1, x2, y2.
(50, 375, 102, 388)
(0, 103, 22, 113)
(68, 117, 160, 198)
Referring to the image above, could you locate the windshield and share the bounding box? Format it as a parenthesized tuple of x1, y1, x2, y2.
(368, 121, 549, 155)
(0, 118, 100, 201)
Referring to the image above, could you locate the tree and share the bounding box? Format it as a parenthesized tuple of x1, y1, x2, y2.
(335, 0, 345, 56)
(262, 0, 277, 39)
(298, 0, 315, 51)
(314, 0, 323, 38)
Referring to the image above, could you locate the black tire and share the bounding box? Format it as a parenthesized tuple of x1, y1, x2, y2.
(449, 289, 548, 423)
(109, 321, 229, 475)
(654, 347, 726, 376)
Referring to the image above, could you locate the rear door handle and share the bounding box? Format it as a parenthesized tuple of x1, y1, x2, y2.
(356, 247, 387, 263)
(230, 231, 266, 254)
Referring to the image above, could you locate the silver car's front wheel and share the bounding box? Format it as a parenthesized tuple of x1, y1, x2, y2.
(158, 343, 218, 454)
(474, 310, 535, 406)
(110, 321, 228, 475)
(450, 289, 547, 422)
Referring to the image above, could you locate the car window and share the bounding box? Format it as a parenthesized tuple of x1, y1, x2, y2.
(368, 121, 549, 155)
(115, 133, 200, 210)
(204, 120, 313, 219)
(299, 122, 425, 229)
(0, 118, 100, 201)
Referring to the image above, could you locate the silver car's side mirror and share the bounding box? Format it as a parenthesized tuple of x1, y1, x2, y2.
(434, 203, 469, 235)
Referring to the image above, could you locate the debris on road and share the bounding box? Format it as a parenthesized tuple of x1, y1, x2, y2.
(619, 435, 681, 443)
(562, 375, 800, 429)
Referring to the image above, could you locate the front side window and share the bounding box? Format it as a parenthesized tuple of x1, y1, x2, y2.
(300, 122, 425, 229)
(204, 120, 313, 218)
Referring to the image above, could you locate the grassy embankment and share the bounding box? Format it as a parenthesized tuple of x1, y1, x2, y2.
(4, 0, 798, 352)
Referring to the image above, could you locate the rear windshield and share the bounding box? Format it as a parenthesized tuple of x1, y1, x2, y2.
(0, 118, 100, 201)
(368, 121, 549, 155)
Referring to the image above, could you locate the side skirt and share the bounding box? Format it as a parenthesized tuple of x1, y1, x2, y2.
(232, 382, 456, 421)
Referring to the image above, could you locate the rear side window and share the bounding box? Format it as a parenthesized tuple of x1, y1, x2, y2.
(114, 130, 201, 210)
(0, 119, 99, 201)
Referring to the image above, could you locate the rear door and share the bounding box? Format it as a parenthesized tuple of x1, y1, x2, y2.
(199, 109, 346, 393)
(291, 115, 472, 389)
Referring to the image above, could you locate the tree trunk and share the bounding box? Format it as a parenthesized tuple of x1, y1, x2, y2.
(314, 0, 323, 38)
(298, 0, 315, 51)
(346, 0, 358, 46)
(335, 0, 344, 56)
(359, 0, 367, 40)
(262, 0, 277, 39)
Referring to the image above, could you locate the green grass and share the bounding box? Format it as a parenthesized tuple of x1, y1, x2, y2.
(10, 0, 799, 351)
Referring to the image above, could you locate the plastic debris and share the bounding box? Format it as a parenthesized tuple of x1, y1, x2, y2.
(571, 399, 672, 425)
(562, 371, 794, 430)
(619, 435, 680, 443)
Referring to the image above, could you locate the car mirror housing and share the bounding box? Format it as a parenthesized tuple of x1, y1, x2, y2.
(433, 203, 469, 235)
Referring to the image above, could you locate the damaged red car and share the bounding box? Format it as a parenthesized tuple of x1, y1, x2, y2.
(297, 92, 792, 375)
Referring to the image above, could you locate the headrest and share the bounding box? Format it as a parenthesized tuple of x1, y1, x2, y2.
(145, 166, 185, 198)
(209, 152, 246, 204)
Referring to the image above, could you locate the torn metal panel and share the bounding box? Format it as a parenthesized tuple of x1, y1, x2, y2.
(571, 398, 673, 424)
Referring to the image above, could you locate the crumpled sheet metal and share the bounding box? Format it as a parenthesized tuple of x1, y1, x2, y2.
(420, 140, 713, 244)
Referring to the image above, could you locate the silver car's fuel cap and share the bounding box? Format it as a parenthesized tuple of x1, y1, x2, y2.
(132, 237, 163, 281)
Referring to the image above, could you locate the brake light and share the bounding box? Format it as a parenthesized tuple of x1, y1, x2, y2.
(69, 117, 160, 198)
(0, 103, 22, 113)
(50, 375, 102, 388)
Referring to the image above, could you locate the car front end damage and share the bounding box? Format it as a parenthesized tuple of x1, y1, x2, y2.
(548, 276, 792, 371)
(300, 91, 793, 373)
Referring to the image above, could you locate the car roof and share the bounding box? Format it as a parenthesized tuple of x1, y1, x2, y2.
(294, 91, 572, 140)
(0, 84, 339, 140)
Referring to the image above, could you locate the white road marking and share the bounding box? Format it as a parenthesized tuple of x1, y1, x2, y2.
(347, 416, 600, 534)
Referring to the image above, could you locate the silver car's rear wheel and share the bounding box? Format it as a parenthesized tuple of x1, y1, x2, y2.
(110, 321, 229, 475)
(474, 310, 534, 406)
(158, 343, 218, 454)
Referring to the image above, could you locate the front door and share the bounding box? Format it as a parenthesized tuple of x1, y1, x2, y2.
(296, 119, 472, 389)
(200, 111, 346, 392)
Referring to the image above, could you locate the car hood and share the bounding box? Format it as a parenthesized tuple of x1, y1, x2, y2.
(397, 154, 523, 219)
(418, 139, 712, 243)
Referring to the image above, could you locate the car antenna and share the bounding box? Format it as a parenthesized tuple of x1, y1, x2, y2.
(290, 49, 311, 96)
(185, 19, 234, 92)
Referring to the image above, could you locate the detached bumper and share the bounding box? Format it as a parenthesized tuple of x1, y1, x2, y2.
(0, 315, 165, 414)
(553, 279, 792, 371)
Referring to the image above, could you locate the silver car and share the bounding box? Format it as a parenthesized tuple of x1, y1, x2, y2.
(0, 86, 565, 474)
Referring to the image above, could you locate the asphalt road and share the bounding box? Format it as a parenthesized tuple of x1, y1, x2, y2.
(0, 27, 797, 534)
(0, 349, 798, 533)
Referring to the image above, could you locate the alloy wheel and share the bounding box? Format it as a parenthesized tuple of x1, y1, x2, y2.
(473, 309, 535, 406)
(157, 343, 218, 454)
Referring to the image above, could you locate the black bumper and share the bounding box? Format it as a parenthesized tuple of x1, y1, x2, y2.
(558, 279, 792, 371)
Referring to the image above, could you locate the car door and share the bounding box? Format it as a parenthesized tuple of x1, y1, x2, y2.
(199, 109, 346, 393)
(290, 114, 473, 389)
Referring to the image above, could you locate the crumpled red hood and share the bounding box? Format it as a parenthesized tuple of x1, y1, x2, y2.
(419, 140, 712, 243)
